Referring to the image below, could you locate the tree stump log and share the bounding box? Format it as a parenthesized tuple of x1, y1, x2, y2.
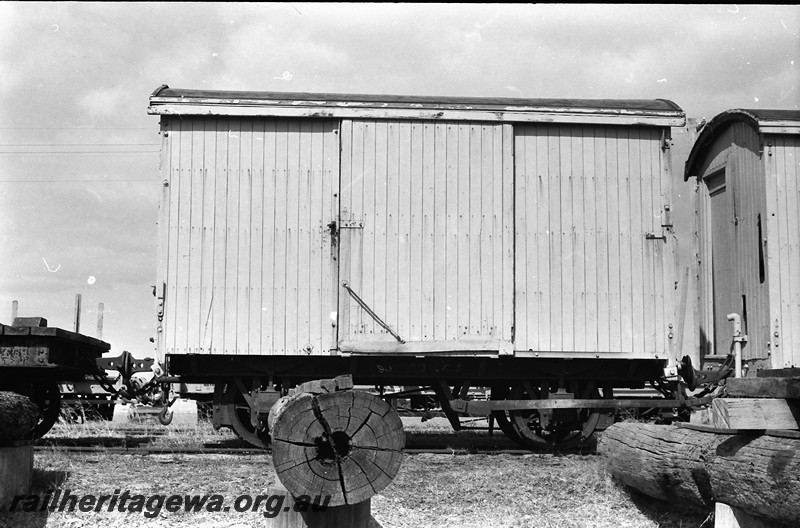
(270, 376, 404, 507)
(0, 391, 40, 442)
(598, 422, 800, 526)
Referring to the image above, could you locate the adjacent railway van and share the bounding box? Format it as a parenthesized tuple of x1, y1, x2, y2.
(147, 86, 688, 449)
(685, 109, 800, 372)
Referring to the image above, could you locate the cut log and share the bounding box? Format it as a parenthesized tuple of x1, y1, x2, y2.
(270, 377, 404, 507)
(598, 422, 800, 526)
(0, 392, 40, 442)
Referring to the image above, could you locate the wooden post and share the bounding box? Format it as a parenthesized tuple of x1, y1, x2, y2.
(714, 503, 775, 528)
(0, 392, 38, 509)
(270, 375, 404, 508)
(96, 302, 104, 340)
(73, 293, 82, 333)
(0, 442, 33, 510)
(263, 483, 372, 528)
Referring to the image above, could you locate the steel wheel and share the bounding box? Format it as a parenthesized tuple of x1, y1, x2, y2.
(30, 382, 62, 438)
(508, 383, 600, 451)
(221, 382, 270, 448)
(490, 385, 523, 443)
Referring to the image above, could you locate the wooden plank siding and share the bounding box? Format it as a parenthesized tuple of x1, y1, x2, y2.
(733, 124, 770, 365)
(158, 117, 339, 356)
(337, 120, 514, 349)
(695, 122, 771, 362)
(686, 110, 800, 370)
(767, 134, 800, 367)
(158, 113, 678, 359)
(514, 125, 674, 356)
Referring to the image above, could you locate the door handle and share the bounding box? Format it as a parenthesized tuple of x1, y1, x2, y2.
(327, 220, 338, 238)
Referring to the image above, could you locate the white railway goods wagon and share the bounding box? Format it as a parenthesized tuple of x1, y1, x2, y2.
(147, 87, 691, 451)
(148, 87, 686, 362)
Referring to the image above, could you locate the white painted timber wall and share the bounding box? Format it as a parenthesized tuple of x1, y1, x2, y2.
(337, 120, 514, 352)
(157, 117, 339, 356)
(766, 133, 800, 368)
(514, 125, 677, 357)
(157, 116, 678, 360)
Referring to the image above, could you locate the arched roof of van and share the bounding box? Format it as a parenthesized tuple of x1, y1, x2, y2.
(148, 85, 685, 127)
(684, 108, 800, 180)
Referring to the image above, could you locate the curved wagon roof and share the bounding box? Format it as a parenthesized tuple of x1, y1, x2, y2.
(685, 108, 800, 180)
(148, 85, 685, 127)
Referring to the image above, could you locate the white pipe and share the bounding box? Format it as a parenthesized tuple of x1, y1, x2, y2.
(727, 313, 746, 378)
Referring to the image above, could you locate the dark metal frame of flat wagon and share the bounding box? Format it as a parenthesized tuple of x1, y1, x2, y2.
(0, 320, 109, 437)
(167, 354, 705, 450)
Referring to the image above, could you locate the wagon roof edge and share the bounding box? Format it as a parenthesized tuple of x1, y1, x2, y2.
(684, 108, 800, 180)
(147, 85, 685, 123)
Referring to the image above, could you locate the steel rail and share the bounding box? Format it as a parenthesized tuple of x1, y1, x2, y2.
(34, 445, 539, 456)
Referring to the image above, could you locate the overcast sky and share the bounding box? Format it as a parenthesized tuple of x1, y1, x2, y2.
(1, 3, 798, 357)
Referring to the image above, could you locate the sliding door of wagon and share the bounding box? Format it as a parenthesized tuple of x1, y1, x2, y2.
(159, 117, 339, 357)
(337, 120, 514, 353)
(514, 124, 675, 358)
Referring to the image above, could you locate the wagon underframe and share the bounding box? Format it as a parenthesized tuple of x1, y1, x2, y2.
(167, 354, 701, 450)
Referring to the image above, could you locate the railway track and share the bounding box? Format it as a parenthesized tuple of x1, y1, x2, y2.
(35, 426, 544, 456)
(34, 444, 537, 456)
(37, 416, 597, 456)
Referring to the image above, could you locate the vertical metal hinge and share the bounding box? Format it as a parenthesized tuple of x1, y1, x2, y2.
(758, 136, 772, 158)
(156, 282, 166, 322)
(661, 130, 671, 151)
(661, 204, 673, 230)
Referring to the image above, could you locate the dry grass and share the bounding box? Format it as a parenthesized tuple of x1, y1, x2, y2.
(44, 417, 239, 448)
(376, 453, 710, 528)
(0, 417, 712, 528)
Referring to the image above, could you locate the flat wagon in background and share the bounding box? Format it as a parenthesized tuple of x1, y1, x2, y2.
(0, 317, 109, 436)
(147, 86, 692, 449)
(684, 109, 800, 374)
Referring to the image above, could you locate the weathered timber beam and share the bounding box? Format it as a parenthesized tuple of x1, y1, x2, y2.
(598, 422, 800, 526)
(0, 347, 53, 367)
(725, 377, 800, 399)
(677, 423, 800, 439)
(690, 398, 800, 430)
(757, 368, 800, 378)
(450, 396, 712, 414)
(149, 104, 684, 127)
(338, 339, 512, 355)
